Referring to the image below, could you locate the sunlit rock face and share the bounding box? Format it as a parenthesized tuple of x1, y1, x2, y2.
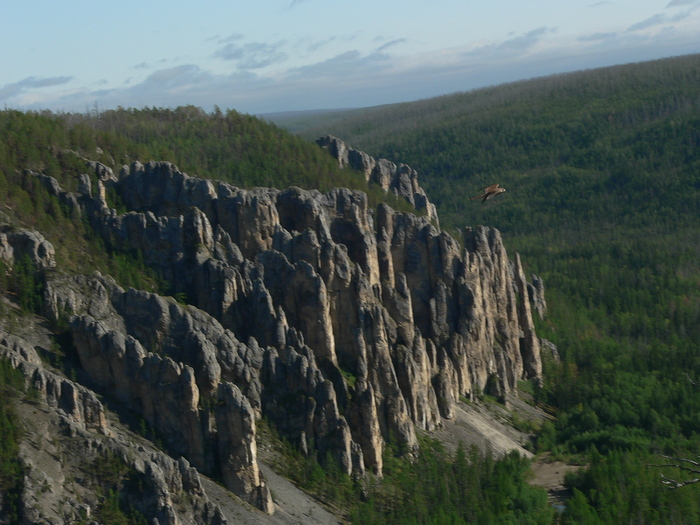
(316, 135, 440, 227)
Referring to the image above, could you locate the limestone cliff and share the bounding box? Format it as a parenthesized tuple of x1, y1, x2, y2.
(4, 150, 544, 519)
(78, 156, 539, 466)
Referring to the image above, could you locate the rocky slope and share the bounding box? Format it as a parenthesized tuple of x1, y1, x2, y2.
(0, 141, 546, 523)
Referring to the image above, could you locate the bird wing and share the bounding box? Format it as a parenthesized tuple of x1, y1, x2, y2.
(471, 184, 504, 202)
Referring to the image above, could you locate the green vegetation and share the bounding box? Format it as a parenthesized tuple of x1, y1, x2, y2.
(5, 255, 44, 314)
(88, 450, 148, 525)
(0, 104, 383, 198)
(560, 449, 700, 524)
(289, 53, 700, 522)
(352, 439, 552, 525)
(0, 360, 25, 524)
(88, 105, 356, 190)
(261, 420, 552, 524)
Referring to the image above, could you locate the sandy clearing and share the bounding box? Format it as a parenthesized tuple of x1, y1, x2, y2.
(427, 396, 581, 506)
(530, 457, 581, 505)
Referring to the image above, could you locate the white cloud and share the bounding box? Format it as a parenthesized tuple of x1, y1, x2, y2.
(0, 76, 72, 102)
(214, 40, 288, 70)
(463, 27, 555, 60)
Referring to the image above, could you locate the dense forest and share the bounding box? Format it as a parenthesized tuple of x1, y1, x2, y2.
(2, 53, 700, 524)
(284, 54, 700, 522)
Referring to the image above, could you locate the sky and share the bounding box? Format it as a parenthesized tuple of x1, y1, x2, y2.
(2, 0, 699, 115)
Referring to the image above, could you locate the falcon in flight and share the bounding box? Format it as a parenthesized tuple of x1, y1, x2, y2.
(470, 183, 506, 203)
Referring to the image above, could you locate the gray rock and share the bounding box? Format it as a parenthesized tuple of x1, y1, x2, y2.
(528, 273, 547, 319)
(215, 382, 274, 514)
(0, 331, 108, 434)
(61, 158, 544, 480)
(317, 135, 439, 226)
(0, 228, 56, 269)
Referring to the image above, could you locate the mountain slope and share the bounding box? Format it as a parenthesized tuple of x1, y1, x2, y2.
(0, 109, 554, 523)
(279, 54, 700, 522)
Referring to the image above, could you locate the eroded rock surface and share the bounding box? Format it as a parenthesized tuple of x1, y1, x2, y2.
(0, 330, 231, 525)
(8, 151, 545, 516)
(317, 135, 439, 226)
(65, 160, 542, 473)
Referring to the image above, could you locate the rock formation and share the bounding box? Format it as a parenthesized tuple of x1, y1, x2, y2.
(0, 227, 56, 270)
(44, 273, 274, 514)
(8, 149, 544, 516)
(0, 329, 231, 524)
(0, 332, 106, 434)
(317, 135, 439, 226)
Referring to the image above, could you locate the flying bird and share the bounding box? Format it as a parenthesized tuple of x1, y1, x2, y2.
(470, 184, 506, 203)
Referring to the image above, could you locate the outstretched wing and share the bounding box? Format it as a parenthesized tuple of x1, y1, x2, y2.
(470, 184, 504, 202)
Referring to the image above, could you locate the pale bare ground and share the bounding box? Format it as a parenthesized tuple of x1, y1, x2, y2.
(427, 396, 535, 459)
(200, 466, 344, 525)
(529, 457, 580, 504)
(530, 460, 573, 488)
(427, 394, 580, 505)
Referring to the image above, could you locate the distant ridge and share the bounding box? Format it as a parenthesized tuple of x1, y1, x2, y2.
(286, 53, 700, 145)
(260, 107, 354, 120)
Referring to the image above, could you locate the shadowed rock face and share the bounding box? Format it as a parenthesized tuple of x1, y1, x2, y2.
(44, 273, 273, 514)
(36, 154, 543, 508)
(0, 329, 233, 524)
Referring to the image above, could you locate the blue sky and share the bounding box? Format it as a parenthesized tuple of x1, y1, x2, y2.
(2, 0, 699, 115)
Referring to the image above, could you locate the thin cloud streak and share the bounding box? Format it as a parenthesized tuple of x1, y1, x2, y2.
(463, 27, 555, 60)
(666, 0, 698, 7)
(628, 12, 689, 31)
(213, 39, 288, 70)
(376, 39, 407, 53)
(0, 76, 72, 102)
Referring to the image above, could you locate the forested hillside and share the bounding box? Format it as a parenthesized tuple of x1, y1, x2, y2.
(284, 54, 700, 522)
(0, 107, 554, 523)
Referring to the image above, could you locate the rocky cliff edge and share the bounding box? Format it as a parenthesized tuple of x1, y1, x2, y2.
(2, 144, 545, 520)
